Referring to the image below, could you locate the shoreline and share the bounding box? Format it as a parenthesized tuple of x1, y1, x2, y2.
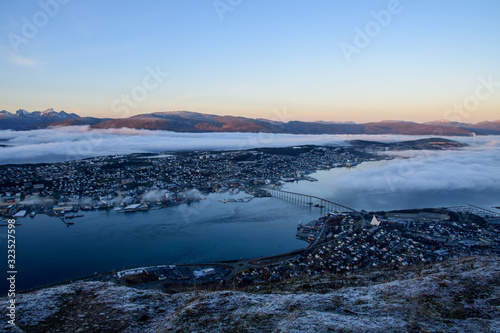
(11, 202, 500, 295)
(8, 195, 341, 295)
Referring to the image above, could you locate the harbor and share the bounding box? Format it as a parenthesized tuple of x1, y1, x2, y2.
(1, 193, 319, 293)
(15, 201, 500, 295)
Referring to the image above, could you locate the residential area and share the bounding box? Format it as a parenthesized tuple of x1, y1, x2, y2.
(233, 206, 500, 288)
(0, 145, 377, 217)
(69, 205, 500, 292)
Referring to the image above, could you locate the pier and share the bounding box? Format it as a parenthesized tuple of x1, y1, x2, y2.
(54, 213, 75, 227)
(266, 189, 360, 215)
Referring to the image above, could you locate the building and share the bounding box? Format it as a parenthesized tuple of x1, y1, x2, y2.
(193, 268, 216, 278)
(13, 210, 27, 217)
(370, 215, 381, 226)
(124, 203, 142, 212)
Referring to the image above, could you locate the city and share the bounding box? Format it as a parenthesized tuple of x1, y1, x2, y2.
(2, 1, 499, 330)
(0, 144, 374, 216)
(66, 204, 499, 293)
(0, 138, 464, 218)
(2, 139, 497, 295)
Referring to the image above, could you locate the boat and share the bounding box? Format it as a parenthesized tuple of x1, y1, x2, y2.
(29, 212, 36, 218)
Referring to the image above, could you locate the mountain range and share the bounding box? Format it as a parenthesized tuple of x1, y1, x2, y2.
(2, 109, 500, 135)
(0, 108, 107, 130)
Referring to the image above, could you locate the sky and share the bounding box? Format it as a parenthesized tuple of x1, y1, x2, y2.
(0, 0, 499, 123)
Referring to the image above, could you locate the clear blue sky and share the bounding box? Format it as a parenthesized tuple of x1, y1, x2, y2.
(1, 0, 499, 123)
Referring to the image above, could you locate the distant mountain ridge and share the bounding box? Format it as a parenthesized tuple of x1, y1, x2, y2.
(0, 108, 78, 130)
(2, 109, 500, 135)
(91, 111, 498, 135)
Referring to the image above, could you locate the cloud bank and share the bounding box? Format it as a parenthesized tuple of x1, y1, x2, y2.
(1, 127, 498, 210)
(19, 195, 56, 206)
(0, 126, 432, 165)
(333, 143, 500, 193)
(283, 137, 500, 210)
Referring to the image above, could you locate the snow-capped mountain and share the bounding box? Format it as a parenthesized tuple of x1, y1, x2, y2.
(15, 109, 31, 117)
(9, 108, 78, 119)
(0, 108, 80, 130)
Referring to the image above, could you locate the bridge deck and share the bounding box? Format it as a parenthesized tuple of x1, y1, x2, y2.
(266, 189, 359, 214)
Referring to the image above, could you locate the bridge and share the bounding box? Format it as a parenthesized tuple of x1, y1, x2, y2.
(266, 189, 360, 215)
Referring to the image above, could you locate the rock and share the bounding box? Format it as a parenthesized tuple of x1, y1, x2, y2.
(0, 256, 499, 332)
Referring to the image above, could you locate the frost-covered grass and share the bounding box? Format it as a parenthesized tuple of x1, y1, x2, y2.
(1, 256, 499, 332)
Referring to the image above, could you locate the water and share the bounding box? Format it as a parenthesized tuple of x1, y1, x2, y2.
(1, 193, 322, 292)
(2, 138, 500, 293)
(283, 159, 500, 212)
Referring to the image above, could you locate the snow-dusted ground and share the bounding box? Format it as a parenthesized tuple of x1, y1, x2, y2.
(1, 256, 499, 332)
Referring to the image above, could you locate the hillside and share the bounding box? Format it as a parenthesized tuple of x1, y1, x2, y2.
(91, 112, 284, 133)
(349, 137, 467, 150)
(360, 121, 472, 135)
(89, 112, 492, 135)
(91, 111, 478, 136)
(2, 256, 499, 332)
(2, 109, 500, 135)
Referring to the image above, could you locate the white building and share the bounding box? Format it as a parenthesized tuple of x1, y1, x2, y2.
(371, 215, 381, 226)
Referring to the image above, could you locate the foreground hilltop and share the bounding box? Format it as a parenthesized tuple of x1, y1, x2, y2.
(2, 256, 499, 332)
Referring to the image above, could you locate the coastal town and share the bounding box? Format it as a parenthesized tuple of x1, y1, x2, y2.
(65, 204, 500, 293)
(233, 206, 500, 289)
(1, 144, 374, 217)
(2, 138, 496, 293)
(0, 138, 465, 217)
